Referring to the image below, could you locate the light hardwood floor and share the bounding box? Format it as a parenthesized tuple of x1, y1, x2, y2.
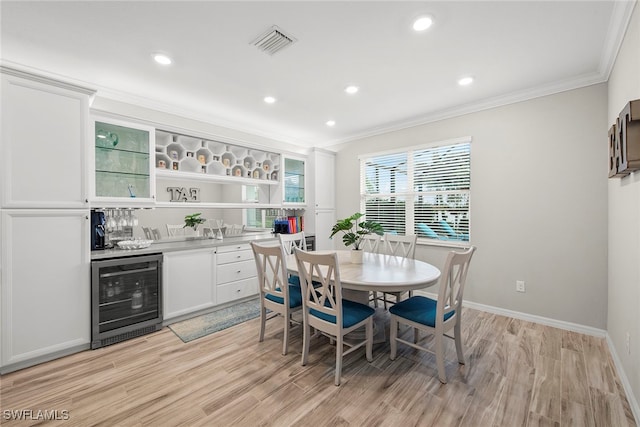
(1, 307, 636, 426)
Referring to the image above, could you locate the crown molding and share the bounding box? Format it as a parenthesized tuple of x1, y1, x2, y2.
(598, 0, 637, 79)
(321, 71, 607, 149)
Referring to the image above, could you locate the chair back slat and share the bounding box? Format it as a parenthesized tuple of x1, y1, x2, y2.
(360, 234, 381, 253)
(279, 231, 307, 255)
(294, 249, 342, 321)
(383, 233, 417, 259)
(437, 246, 476, 321)
(251, 242, 289, 302)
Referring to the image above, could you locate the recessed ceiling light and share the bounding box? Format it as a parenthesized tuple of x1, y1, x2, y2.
(326, 120, 336, 127)
(413, 16, 433, 32)
(264, 96, 277, 104)
(344, 85, 359, 95)
(458, 77, 474, 86)
(153, 53, 172, 65)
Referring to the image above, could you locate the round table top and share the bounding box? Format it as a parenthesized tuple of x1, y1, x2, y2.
(286, 250, 441, 293)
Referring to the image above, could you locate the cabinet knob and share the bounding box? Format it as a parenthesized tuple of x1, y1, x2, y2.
(236, 270, 241, 274)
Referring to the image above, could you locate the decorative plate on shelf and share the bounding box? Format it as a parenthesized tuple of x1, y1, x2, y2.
(117, 239, 153, 250)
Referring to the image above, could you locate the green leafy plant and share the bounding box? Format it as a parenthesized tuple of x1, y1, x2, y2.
(330, 212, 384, 250)
(184, 213, 206, 231)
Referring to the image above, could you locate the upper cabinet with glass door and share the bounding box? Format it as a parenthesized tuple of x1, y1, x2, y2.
(283, 156, 306, 206)
(91, 116, 156, 206)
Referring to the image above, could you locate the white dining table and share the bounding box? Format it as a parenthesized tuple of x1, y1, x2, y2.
(285, 250, 441, 304)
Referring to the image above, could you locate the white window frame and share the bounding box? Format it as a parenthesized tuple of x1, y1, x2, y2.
(359, 136, 472, 247)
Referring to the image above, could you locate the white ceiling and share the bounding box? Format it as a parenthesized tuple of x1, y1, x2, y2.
(1, 1, 635, 148)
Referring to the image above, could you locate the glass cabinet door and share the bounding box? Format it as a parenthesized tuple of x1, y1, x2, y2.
(93, 119, 155, 202)
(283, 157, 305, 204)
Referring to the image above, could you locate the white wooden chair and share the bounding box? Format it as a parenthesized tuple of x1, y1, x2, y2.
(361, 235, 384, 307)
(251, 241, 303, 355)
(360, 234, 381, 253)
(379, 233, 418, 308)
(279, 232, 307, 287)
(142, 227, 161, 240)
(390, 246, 476, 383)
(166, 224, 185, 237)
(225, 224, 245, 236)
(383, 233, 417, 258)
(294, 248, 374, 386)
(279, 231, 307, 255)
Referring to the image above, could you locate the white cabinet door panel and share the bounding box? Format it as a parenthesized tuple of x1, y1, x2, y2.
(163, 249, 215, 321)
(1, 73, 90, 208)
(1, 210, 90, 368)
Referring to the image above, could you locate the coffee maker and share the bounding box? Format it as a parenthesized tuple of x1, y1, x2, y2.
(91, 210, 106, 250)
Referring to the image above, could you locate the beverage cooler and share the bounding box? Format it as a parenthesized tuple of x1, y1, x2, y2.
(91, 254, 163, 349)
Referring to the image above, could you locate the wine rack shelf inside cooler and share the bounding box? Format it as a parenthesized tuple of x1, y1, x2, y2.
(91, 253, 163, 349)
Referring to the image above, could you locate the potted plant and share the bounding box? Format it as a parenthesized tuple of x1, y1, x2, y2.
(330, 212, 384, 263)
(184, 213, 206, 236)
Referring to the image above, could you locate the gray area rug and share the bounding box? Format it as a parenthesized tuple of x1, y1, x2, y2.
(169, 298, 260, 343)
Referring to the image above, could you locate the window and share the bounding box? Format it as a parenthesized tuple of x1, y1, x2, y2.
(360, 137, 471, 244)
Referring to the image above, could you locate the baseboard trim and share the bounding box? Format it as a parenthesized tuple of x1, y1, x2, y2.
(415, 290, 607, 336)
(606, 334, 640, 425)
(413, 290, 638, 423)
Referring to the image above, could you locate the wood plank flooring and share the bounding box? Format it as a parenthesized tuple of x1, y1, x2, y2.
(0, 308, 636, 426)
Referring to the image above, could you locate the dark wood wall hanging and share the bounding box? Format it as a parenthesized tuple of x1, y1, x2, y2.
(609, 99, 640, 178)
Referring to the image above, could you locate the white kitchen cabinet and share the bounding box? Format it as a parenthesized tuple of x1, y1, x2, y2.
(216, 244, 258, 304)
(163, 249, 215, 321)
(306, 149, 336, 249)
(282, 155, 306, 206)
(91, 115, 156, 206)
(310, 149, 336, 210)
(0, 210, 90, 373)
(314, 209, 336, 250)
(1, 68, 93, 209)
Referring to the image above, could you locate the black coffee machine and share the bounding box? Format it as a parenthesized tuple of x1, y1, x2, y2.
(91, 210, 106, 250)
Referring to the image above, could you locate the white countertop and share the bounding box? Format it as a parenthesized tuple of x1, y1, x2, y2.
(91, 232, 278, 260)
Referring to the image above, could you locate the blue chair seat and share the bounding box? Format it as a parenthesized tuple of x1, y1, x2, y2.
(265, 284, 303, 308)
(310, 299, 375, 328)
(389, 296, 454, 327)
(288, 274, 301, 286)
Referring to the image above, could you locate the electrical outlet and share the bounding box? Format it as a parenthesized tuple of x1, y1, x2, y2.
(516, 280, 526, 293)
(626, 332, 631, 355)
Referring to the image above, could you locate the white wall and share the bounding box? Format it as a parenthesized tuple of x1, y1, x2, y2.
(607, 2, 640, 413)
(332, 83, 608, 329)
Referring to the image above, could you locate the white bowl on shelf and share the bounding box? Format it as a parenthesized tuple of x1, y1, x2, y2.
(117, 239, 153, 250)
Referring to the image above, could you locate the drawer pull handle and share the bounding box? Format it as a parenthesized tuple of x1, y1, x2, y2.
(236, 255, 241, 258)
(236, 289, 241, 292)
(237, 270, 241, 273)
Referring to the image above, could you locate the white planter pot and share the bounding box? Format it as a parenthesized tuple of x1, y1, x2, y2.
(350, 249, 363, 264)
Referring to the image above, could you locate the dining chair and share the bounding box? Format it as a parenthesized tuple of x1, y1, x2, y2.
(360, 234, 384, 307)
(294, 248, 374, 386)
(279, 232, 307, 286)
(389, 246, 476, 383)
(166, 224, 185, 237)
(379, 233, 418, 308)
(360, 234, 381, 253)
(251, 241, 303, 355)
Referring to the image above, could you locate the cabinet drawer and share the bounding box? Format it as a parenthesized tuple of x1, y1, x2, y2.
(217, 277, 258, 304)
(217, 244, 251, 254)
(217, 260, 256, 284)
(217, 249, 253, 265)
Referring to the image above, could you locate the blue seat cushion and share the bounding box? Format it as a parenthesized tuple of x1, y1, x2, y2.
(389, 296, 454, 327)
(310, 299, 375, 328)
(417, 223, 440, 239)
(288, 274, 301, 286)
(265, 284, 303, 308)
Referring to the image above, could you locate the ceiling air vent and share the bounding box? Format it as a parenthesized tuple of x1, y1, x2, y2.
(251, 25, 297, 55)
